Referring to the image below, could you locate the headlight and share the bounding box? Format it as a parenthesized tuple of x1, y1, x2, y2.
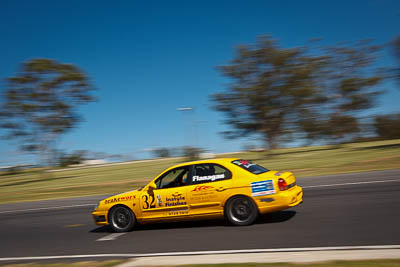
(94, 202, 100, 211)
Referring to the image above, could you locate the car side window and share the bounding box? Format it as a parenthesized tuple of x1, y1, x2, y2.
(191, 163, 232, 184)
(155, 166, 190, 189)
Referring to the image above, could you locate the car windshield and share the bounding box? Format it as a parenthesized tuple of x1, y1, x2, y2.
(231, 159, 269, 174)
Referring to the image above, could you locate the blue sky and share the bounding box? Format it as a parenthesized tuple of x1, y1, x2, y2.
(1, 0, 400, 165)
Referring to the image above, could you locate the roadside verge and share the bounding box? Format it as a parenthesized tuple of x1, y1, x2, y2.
(117, 246, 400, 267)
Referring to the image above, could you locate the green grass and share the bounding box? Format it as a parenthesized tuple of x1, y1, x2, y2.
(1, 139, 399, 204)
(223, 139, 400, 177)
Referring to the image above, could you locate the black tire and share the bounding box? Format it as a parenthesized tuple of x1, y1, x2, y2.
(109, 205, 136, 232)
(225, 195, 258, 226)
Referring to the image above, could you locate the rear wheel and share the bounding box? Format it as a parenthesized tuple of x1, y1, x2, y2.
(109, 205, 136, 232)
(225, 195, 258, 226)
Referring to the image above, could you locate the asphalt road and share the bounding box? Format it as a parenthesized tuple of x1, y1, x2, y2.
(1, 169, 400, 261)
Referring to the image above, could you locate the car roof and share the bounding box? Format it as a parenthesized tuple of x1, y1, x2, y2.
(172, 158, 239, 168)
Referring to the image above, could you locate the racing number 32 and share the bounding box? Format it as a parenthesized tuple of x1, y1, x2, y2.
(142, 195, 156, 209)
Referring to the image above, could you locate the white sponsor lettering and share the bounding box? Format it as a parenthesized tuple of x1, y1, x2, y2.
(193, 174, 225, 182)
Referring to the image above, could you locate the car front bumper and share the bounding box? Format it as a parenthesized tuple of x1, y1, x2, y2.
(92, 211, 108, 225)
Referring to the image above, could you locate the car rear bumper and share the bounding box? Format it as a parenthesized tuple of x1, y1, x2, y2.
(287, 186, 303, 207)
(257, 185, 303, 214)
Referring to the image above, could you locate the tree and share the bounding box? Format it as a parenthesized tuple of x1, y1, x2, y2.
(153, 147, 170, 158)
(183, 146, 203, 161)
(58, 150, 88, 167)
(0, 58, 95, 165)
(393, 36, 400, 85)
(301, 41, 383, 143)
(212, 36, 325, 149)
(212, 36, 383, 148)
(374, 113, 400, 140)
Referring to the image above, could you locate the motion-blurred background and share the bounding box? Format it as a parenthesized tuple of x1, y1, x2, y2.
(0, 0, 399, 202)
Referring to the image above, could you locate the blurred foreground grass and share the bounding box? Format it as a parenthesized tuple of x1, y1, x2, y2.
(178, 259, 400, 267)
(3, 259, 400, 267)
(2, 260, 124, 267)
(0, 139, 399, 204)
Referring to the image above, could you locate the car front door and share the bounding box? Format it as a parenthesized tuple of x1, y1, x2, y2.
(186, 163, 232, 216)
(140, 166, 191, 221)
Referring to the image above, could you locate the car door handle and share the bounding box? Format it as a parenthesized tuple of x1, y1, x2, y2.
(216, 187, 226, 192)
(172, 192, 182, 197)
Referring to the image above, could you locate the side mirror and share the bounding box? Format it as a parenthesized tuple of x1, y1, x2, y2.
(148, 181, 157, 191)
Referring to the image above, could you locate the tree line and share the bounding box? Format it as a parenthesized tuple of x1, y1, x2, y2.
(1, 36, 400, 167)
(212, 36, 400, 149)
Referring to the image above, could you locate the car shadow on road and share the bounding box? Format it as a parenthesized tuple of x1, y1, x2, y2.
(90, 225, 114, 233)
(257, 210, 297, 224)
(89, 210, 297, 233)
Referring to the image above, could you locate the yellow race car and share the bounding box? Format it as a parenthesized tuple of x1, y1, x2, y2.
(92, 158, 303, 232)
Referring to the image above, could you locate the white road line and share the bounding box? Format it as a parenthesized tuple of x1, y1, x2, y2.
(96, 233, 126, 241)
(0, 203, 94, 214)
(302, 179, 400, 189)
(0, 245, 400, 261)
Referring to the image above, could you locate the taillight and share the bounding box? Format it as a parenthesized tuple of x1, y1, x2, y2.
(278, 178, 288, 191)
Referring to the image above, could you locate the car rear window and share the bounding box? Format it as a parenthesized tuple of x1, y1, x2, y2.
(231, 159, 269, 174)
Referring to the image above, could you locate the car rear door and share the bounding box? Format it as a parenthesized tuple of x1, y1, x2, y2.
(186, 163, 233, 216)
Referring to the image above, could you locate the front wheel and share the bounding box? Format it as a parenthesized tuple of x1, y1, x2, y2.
(109, 205, 136, 232)
(225, 196, 258, 226)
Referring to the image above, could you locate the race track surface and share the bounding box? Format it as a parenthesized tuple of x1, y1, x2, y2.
(1, 169, 400, 261)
